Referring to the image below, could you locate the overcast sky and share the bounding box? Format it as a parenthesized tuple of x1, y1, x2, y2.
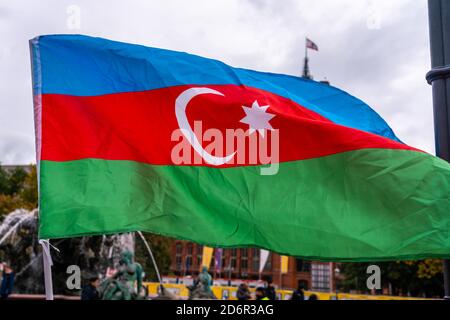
(0, 0, 434, 164)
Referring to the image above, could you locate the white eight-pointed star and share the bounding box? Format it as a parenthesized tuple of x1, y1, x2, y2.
(240, 100, 276, 137)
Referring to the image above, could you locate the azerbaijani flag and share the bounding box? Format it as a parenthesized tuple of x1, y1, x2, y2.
(30, 35, 450, 262)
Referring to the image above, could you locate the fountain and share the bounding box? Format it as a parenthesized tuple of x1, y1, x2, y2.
(0, 209, 38, 246)
(0, 209, 137, 295)
(0, 209, 41, 293)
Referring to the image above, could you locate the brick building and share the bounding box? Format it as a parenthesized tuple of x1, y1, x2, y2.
(169, 240, 338, 291)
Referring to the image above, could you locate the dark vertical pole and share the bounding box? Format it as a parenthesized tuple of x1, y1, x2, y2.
(426, 0, 450, 300)
(302, 37, 311, 79)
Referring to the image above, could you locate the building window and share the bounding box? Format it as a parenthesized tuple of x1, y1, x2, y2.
(296, 259, 311, 272)
(252, 250, 260, 272)
(176, 256, 182, 271)
(230, 248, 237, 269)
(311, 263, 330, 292)
(296, 259, 304, 272)
(196, 245, 202, 266)
(222, 256, 227, 270)
(241, 259, 248, 270)
(303, 262, 311, 272)
(221, 249, 229, 271)
(186, 256, 193, 273)
(185, 243, 193, 274)
(231, 257, 237, 269)
(175, 243, 183, 271)
(240, 249, 248, 272)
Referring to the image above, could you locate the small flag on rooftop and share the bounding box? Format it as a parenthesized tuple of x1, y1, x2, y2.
(306, 38, 319, 51)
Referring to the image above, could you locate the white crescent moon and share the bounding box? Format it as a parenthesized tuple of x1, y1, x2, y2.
(175, 87, 236, 166)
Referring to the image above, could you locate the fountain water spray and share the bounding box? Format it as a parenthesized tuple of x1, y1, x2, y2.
(0, 209, 38, 246)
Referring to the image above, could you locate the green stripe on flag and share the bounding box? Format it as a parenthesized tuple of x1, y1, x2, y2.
(39, 149, 450, 261)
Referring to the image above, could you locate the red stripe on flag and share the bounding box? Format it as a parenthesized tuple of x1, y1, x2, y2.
(41, 85, 417, 167)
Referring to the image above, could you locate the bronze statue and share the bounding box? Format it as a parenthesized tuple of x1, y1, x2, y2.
(187, 267, 217, 300)
(99, 250, 146, 300)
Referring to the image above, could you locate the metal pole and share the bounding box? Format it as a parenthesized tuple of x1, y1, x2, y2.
(426, 0, 450, 300)
(39, 240, 54, 300)
(305, 37, 308, 61)
(302, 37, 309, 79)
(137, 231, 162, 285)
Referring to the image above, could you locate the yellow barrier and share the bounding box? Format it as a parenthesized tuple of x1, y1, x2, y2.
(144, 282, 429, 300)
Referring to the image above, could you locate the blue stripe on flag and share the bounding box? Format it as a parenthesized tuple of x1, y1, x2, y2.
(31, 34, 400, 142)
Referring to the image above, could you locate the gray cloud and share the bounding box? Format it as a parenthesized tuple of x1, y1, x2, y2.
(0, 0, 436, 164)
(0, 131, 35, 165)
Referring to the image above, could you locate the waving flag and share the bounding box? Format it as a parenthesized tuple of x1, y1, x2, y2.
(306, 38, 319, 51)
(214, 248, 223, 272)
(201, 246, 214, 270)
(281, 256, 289, 274)
(31, 35, 450, 261)
(259, 250, 270, 273)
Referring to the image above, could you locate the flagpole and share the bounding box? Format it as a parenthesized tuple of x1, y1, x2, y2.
(29, 39, 54, 301)
(305, 37, 308, 60)
(426, 0, 450, 299)
(302, 37, 310, 79)
(39, 240, 54, 300)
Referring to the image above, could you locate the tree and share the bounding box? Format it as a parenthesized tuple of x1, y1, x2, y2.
(0, 166, 27, 196)
(0, 165, 38, 218)
(0, 165, 8, 194)
(134, 233, 173, 282)
(405, 259, 443, 279)
(339, 261, 444, 298)
(8, 167, 27, 195)
(20, 165, 38, 209)
(0, 194, 26, 217)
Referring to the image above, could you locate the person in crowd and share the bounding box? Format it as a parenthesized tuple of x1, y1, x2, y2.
(0, 262, 15, 300)
(236, 282, 251, 300)
(255, 287, 269, 300)
(81, 276, 101, 300)
(291, 284, 305, 300)
(308, 294, 319, 301)
(265, 278, 277, 300)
